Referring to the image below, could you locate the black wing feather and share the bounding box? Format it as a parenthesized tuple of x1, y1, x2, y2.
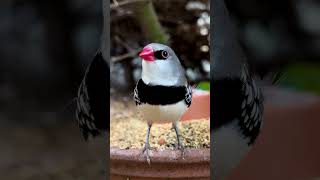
(238, 68, 263, 145)
(76, 51, 109, 140)
(212, 66, 263, 145)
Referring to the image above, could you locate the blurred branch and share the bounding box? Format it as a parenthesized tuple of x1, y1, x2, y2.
(158, 16, 184, 25)
(133, 0, 169, 44)
(112, 36, 141, 62)
(114, 36, 133, 51)
(111, 0, 169, 43)
(111, 50, 140, 62)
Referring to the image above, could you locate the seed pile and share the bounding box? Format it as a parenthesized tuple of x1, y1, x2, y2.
(110, 118, 210, 150)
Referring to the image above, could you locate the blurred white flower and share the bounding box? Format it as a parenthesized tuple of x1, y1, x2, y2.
(200, 45, 209, 52)
(186, 1, 207, 11)
(201, 60, 210, 73)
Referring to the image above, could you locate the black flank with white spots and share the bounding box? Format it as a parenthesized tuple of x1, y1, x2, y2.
(212, 77, 263, 145)
(76, 51, 109, 140)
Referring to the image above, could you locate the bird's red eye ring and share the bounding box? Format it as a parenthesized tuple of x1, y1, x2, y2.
(161, 50, 168, 58)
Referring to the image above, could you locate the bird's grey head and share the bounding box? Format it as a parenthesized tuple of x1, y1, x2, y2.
(139, 43, 187, 86)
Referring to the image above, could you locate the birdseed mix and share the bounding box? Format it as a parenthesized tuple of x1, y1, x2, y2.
(110, 118, 210, 150)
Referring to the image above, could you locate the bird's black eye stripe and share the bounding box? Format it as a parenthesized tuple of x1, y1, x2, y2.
(154, 50, 169, 60)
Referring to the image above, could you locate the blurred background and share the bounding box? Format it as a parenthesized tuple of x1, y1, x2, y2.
(225, 0, 320, 94)
(222, 0, 320, 179)
(0, 0, 102, 115)
(0, 0, 320, 179)
(0, 0, 105, 179)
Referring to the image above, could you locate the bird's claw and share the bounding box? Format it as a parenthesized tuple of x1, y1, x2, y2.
(141, 145, 151, 165)
(176, 142, 185, 159)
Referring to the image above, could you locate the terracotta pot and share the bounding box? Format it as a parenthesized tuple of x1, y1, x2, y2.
(110, 90, 210, 179)
(182, 90, 210, 121)
(228, 88, 320, 180)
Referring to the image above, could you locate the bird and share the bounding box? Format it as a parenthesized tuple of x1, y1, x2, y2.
(76, 50, 110, 140)
(212, 0, 264, 179)
(75, 0, 109, 140)
(134, 43, 192, 164)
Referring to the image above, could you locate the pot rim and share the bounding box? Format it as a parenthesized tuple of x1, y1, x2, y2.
(110, 147, 210, 163)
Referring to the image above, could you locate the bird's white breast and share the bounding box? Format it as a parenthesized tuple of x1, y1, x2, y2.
(138, 100, 188, 123)
(213, 120, 250, 180)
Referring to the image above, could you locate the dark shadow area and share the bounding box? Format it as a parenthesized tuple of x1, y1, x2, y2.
(0, 1, 106, 179)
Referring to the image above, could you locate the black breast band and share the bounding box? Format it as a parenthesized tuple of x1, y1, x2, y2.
(135, 79, 186, 105)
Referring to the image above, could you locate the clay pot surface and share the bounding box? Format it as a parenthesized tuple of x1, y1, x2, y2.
(110, 90, 210, 179)
(228, 88, 320, 180)
(111, 148, 210, 180)
(182, 90, 210, 121)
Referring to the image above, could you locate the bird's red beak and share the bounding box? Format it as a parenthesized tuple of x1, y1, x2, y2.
(139, 46, 155, 61)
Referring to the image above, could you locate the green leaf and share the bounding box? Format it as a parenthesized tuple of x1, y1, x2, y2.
(197, 81, 210, 91)
(280, 63, 320, 95)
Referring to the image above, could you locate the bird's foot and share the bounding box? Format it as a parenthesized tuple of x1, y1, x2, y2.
(176, 142, 185, 159)
(141, 145, 151, 165)
(172, 122, 186, 159)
